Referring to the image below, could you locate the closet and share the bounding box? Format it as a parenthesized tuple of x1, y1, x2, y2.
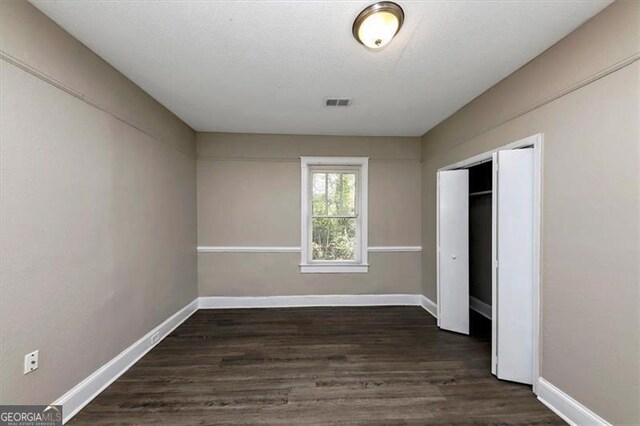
(437, 147, 535, 386)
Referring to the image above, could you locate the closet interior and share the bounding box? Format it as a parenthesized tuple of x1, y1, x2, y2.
(468, 161, 493, 338)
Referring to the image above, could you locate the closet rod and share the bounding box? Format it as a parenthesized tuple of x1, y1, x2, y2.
(469, 190, 492, 197)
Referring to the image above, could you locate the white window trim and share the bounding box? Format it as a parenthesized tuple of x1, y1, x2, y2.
(300, 157, 369, 273)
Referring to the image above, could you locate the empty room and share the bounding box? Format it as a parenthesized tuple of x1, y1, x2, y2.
(1, 0, 638, 424)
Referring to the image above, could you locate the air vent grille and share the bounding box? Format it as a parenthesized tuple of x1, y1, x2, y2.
(325, 98, 352, 107)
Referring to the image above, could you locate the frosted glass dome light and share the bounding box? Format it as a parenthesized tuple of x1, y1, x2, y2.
(353, 2, 404, 49)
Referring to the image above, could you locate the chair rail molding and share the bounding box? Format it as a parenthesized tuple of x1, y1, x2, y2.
(197, 246, 422, 253)
(197, 246, 300, 253)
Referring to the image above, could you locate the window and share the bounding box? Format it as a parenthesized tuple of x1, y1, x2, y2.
(300, 157, 368, 273)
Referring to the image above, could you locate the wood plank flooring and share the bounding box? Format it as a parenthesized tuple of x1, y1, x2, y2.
(70, 307, 562, 425)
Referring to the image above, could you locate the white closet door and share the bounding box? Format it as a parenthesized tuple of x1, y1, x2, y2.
(437, 170, 469, 335)
(494, 149, 534, 384)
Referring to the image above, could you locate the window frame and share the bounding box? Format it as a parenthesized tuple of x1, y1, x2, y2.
(300, 157, 369, 273)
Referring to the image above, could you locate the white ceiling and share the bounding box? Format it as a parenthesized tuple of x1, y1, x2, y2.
(31, 0, 611, 137)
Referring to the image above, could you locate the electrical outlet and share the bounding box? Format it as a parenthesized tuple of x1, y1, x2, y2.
(151, 332, 160, 345)
(24, 350, 39, 374)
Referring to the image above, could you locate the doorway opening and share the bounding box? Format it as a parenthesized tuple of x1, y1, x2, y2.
(468, 160, 493, 361)
(436, 134, 542, 392)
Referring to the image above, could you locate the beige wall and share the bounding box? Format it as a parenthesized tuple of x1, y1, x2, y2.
(2, 1, 637, 423)
(0, 0, 194, 156)
(420, 1, 639, 423)
(197, 133, 422, 296)
(0, 1, 197, 406)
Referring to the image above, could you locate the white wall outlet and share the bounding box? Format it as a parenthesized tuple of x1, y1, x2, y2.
(24, 350, 39, 374)
(151, 332, 160, 345)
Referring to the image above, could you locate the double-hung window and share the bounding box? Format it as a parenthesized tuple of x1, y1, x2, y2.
(300, 157, 368, 273)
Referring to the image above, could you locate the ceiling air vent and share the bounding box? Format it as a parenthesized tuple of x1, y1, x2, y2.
(325, 98, 352, 107)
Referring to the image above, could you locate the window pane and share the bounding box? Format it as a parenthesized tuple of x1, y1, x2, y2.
(326, 172, 356, 216)
(312, 217, 356, 261)
(312, 172, 327, 215)
(340, 173, 356, 215)
(326, 173, 340, 216)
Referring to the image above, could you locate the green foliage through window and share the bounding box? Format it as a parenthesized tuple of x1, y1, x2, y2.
(311, 171, 357, 261)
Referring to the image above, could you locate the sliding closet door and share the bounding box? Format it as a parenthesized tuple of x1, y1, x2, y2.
(437, 170, 469, 335)
(494, 149, 534, 384)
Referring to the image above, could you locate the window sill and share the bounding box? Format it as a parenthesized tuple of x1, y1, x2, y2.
(300, 264, 369, 274)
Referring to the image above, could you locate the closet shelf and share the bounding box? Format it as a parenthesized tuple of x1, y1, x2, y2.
(469, 190, 492, 197)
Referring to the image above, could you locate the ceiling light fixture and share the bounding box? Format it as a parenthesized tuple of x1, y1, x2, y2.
(352, 2, 404, 49)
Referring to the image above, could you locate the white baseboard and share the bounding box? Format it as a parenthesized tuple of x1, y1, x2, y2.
(56, 297, 605, 426)
(198, 294, 423, 309)
(53, 299, 198, 424)
(537, 378, 610, 426)
(469, 296, 492, 320)
(419, 295, 438, 319)
(53, 294, 439, 424)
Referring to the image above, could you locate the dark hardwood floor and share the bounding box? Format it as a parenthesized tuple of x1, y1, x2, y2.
(70, 307, 562, 425)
